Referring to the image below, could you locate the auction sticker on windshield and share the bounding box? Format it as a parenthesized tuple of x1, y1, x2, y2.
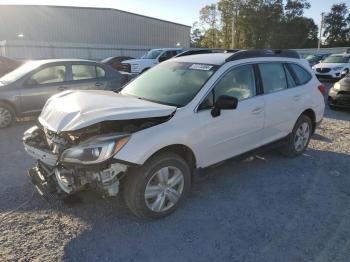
(189, 64, 213, 71)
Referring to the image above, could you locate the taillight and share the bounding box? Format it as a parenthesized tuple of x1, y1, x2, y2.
(318, 84, 326, 95)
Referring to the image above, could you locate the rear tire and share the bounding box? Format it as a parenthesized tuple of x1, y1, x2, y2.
(0, 103, 15, 128)
(123, 152, 191, 219)
(280, 115, 312, 157)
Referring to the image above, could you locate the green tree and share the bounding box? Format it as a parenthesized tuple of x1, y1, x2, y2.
(195, 0, 317, 49)
(199, 4, 219, 48)
(217, 0, 244, 49)
(323, 3, 350, 47)
(284, 0, 310, 19)
(190, 22, 204, 47)
(275, 0, 316, 48)
(235, 0, 282, 49)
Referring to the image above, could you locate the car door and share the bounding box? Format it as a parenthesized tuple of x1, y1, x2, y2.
(65, 63, 108, 91)
(195, 64, 266, 167)
(19, 63, 68, 114)
(258, 62, 304, 144)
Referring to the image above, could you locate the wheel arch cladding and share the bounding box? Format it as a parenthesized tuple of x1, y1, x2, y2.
(145, 144, 197, 172)
(0, 100, 17, 116)
(302, 109, 316, 133)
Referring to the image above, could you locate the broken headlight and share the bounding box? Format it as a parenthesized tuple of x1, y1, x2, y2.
(60, 134, 129, 165)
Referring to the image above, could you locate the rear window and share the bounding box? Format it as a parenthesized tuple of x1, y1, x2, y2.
(289, 64, 312, 85)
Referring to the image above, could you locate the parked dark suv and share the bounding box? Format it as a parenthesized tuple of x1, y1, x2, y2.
(0, 59, 124, 128)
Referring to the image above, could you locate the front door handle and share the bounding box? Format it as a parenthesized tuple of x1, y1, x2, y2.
(58, 86, 67, 91)
(252, 107, 263, 115)
(95, 82, 103, 87)
(293, 94, 302, 101)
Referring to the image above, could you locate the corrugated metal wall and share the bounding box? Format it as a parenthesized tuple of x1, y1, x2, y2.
(0, 40, 150, 60)
(0, 5, 191, 60)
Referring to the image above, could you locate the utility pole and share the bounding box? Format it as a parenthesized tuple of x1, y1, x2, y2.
(318, 12, 324, 52)
(231, 17, 235, 49)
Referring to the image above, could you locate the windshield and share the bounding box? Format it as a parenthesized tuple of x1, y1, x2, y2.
(121, 62, 217, 107)
(142, 50, 163, 59)
(305, 55, 319, 62)
(0, 61, 42, 84)
(323, 55, 350, 64)
(101, 57, 113, 63)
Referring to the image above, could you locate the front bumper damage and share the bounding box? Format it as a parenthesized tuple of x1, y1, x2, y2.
(23, 126, 129, 199)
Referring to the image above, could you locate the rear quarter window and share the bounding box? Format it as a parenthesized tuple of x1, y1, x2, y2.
(289, 64, 312, 85)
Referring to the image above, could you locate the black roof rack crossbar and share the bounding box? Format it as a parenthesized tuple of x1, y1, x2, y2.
(224, 49, 240, 53)
(225, 49, 300, 62)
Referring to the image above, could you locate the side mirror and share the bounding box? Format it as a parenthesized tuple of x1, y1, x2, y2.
(25, 78, 38, 86)
(158, 56, 168, 63)
(211, 95, 238, 117)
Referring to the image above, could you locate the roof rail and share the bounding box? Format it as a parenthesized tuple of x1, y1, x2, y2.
(175, 48, 225, 58)
(224, 49, 240, 53)
(225, 49, 300, 62)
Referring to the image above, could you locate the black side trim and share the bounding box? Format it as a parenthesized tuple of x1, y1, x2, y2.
(253, 64, 263, 95)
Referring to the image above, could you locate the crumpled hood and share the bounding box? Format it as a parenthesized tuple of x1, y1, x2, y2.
(39, 90, 176, 132)
(313, 63, 346, 69)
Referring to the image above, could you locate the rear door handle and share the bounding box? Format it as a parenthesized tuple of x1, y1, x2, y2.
(95, 82, 103, 87)
(252, 107, 263, 115)
(58, 86, 67, 91)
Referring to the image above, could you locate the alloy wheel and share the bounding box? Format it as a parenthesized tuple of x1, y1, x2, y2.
(0, 107, 13, 128)
(294, 122, 310, 152)
(144, 166, 185, 213)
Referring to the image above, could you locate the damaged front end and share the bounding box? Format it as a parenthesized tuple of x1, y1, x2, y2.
(23, 116, 169, 199)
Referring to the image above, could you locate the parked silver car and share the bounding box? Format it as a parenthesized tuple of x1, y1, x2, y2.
(0, 59, 125, 128)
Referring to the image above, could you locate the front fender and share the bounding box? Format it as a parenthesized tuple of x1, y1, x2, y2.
(113, 119, 197, 166)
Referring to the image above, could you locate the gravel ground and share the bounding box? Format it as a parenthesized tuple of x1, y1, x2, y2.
(1, 84, 350, 262)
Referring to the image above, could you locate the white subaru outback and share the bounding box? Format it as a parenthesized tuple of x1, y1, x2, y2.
(23, 50, 325, 219)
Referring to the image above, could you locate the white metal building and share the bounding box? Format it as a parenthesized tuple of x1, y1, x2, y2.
(0, 5, 191, 60)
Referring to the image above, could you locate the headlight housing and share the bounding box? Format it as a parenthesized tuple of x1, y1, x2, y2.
(333, 66, 343, 71)
(60, 134, 129, 165)
(333, 82, 341, 91)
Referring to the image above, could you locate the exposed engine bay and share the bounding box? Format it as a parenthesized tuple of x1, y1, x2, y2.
(23, 116, 170, 199)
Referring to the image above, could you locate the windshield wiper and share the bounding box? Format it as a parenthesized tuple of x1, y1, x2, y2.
(138, 96, 181, 107)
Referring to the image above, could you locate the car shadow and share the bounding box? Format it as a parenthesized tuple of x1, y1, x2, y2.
(312, 133, 332, 143)
(62, 148, 350, 262)
(2, 147, 349, 261)
(324, 107, 350, 122)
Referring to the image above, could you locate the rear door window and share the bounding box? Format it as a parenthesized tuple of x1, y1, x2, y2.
(288, 64, 312, 85)
(72, 65, 96, 80)
(259, 63, 287, 94)
(96, 66, 106, 78)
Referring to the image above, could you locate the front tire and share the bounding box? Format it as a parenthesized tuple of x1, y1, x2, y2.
(0, 103, 15, 128)
(329, 104, 338, 110)
(123, 152, 191, 219)
(280, 115, 312, 157)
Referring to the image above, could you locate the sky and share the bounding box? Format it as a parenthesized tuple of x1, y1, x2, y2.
(0, 0, 346, 27)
